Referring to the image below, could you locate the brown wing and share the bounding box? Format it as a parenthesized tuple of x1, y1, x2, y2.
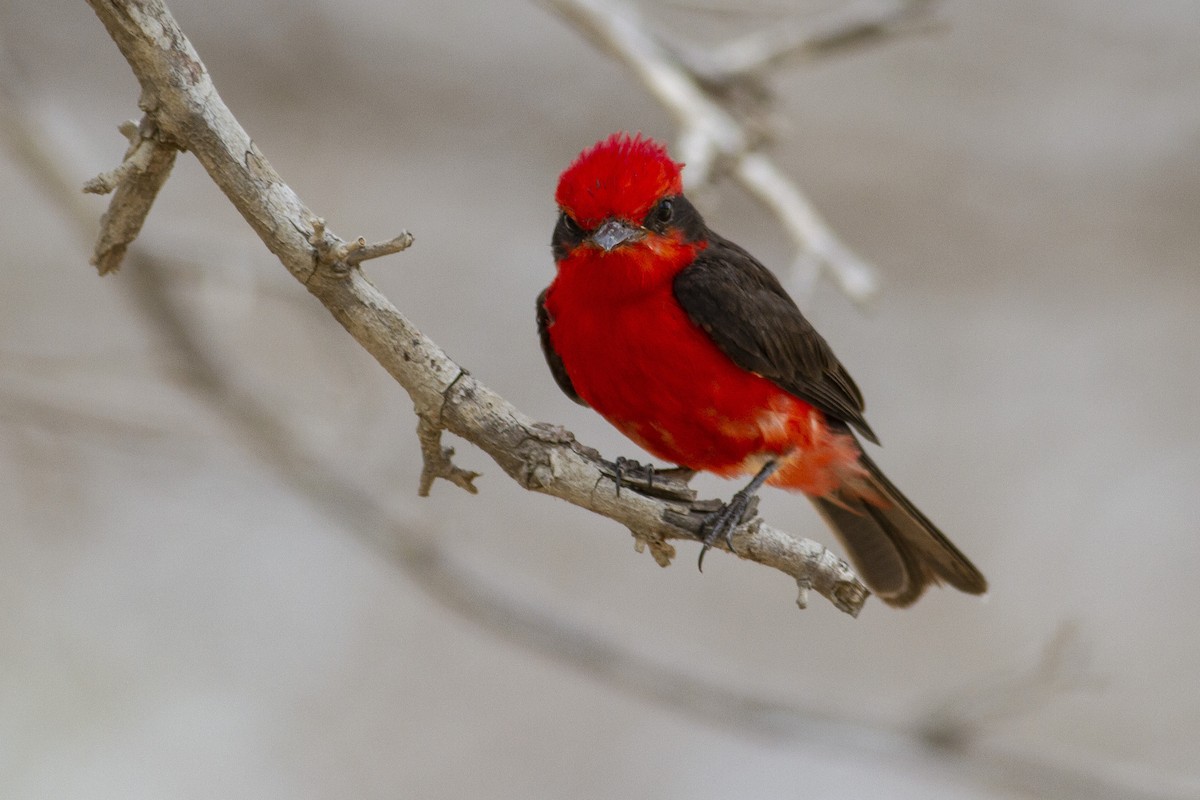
(536, 287, 588, 407)
(673, 233, 878, 443)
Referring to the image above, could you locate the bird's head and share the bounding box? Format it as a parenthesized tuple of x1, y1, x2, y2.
(552, 133, 705, 262)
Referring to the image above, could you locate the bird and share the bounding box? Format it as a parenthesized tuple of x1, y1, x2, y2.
(536, 132, 986, 606)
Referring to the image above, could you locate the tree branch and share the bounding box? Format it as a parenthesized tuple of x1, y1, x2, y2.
(84, 115, 177, 274)
(84, 0, 868, 615)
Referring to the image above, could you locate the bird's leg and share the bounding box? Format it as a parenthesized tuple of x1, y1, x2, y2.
(698, 460, 779, 571)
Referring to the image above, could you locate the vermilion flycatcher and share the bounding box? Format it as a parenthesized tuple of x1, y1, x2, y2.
(537, 133, 986, 606)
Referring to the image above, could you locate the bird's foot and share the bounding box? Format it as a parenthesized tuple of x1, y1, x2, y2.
(697, 459, 779, 571)
(613, 456, 654, 497)
(600, 457, 697, 498)
(697, 488, 760, 571)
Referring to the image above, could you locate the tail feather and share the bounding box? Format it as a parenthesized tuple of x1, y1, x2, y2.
(811, 449, 987, 607)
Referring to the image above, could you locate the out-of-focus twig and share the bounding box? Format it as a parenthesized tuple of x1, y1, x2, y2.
(920, 621, 1094, 749)
(679, 0, 938, 79)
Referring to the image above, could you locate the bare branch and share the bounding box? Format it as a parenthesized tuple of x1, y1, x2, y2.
(83, 0, 868, 615)
(85, 115, 177, 275)
(417, 412, 480, 497)
(81, 119, 144, 194)
(345, 231, 414, 266)
(308, 218, 414, 272)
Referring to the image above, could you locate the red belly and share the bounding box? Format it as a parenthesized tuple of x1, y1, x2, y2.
(544, 247, 865, 498)
(546, 282, 817, 475)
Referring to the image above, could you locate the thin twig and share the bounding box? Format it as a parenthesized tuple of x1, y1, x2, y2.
(307, 218, 414, 273)
(345, 231, 414, 266)
(417, 413, 480, 497)
(85, 115, 178, 275)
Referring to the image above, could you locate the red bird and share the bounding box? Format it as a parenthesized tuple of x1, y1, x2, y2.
(537, 133, 986, 606)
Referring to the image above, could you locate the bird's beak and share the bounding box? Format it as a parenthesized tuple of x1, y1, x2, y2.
(590, 218, 643, 252)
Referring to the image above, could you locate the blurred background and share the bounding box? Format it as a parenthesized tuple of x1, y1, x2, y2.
(2, 1, 1198, 797)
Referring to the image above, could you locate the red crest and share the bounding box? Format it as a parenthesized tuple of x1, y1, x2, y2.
(555, 133, 683, 228)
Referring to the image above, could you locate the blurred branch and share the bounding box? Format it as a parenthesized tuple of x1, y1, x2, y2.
(680, 0, 938, 78)
(917, 623, 1197, 800)
(920, 621, 1094, 750)
(542, 0, 933, 304)
(82, 0, 868, 615)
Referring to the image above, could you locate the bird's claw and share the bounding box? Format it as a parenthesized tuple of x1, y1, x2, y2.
(697, 488, 758, 571)
(610, 456, 656, 497)
(599, 458, 699, 504)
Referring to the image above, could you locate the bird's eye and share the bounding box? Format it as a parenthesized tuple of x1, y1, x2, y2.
(650, 198, 674, 226)
(559, 211, 583, 236)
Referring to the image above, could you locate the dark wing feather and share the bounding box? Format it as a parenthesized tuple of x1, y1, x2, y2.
(812, 445, 988, 606)
(673, 233, 878, 443)
(536, 287, 588, 407)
